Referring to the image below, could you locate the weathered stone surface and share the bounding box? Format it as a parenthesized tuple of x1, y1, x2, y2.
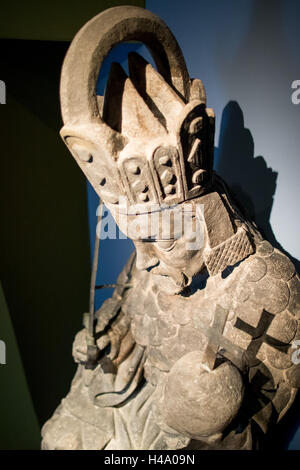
(42, 411, 83, 450)
(285, 363, 300, 388)
(251, 276, 290, 314)
(263, 343, 293, 370)
(257, 240, 274, 257)
(147, 346, 172, 372)
(266, 310, 298, 344)
(234, 282, 251, 302)
(272, 382, 293, 417)
(223, 320, 252, 350)
(288, 274, 300, 318)
(42, 5, 300, 451)
(245, 257, 267, 282)
(234, 302, 264, 328)
(265, 251, 295, 282)
(159, 352, 244, 439)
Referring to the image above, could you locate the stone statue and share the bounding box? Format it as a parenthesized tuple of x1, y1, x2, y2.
(41, 6, 300, 450)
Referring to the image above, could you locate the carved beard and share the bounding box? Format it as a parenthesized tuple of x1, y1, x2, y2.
(151, 268, 192, 295)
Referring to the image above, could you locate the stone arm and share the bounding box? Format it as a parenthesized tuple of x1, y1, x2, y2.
(73, 252, 136, 365)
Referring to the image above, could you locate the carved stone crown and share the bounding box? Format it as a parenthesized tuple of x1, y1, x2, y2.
(60, 6, 215, 212)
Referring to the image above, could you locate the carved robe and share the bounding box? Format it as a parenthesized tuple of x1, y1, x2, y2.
(42, 229, 300, 450)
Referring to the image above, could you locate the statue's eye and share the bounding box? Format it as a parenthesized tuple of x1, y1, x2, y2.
(156, 240, 176, 252)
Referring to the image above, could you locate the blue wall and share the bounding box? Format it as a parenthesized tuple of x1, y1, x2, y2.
(87, 0, 300, 448)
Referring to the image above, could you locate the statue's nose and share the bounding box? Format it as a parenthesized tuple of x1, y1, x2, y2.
(136, 248, 159, 271)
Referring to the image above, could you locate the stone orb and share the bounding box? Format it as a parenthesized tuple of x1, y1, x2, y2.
(160, 351, 244, 439)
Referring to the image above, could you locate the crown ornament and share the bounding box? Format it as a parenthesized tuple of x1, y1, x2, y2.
(60, 6, 215, 212)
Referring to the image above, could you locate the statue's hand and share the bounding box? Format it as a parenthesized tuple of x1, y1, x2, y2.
(72, 328, 110, 364)
(72, 329, 88, 364)
(72, 301, 130, 364)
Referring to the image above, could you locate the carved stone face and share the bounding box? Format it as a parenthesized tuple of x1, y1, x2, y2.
(133, 211, 207, 295)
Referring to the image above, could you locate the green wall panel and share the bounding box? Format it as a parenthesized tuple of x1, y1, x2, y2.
(0, 0, 145, 41)
(0, 283, 40, 449)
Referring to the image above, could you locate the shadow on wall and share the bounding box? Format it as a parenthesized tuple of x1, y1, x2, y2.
(216, 100, 300, 275)
(215, 100, 300, 449)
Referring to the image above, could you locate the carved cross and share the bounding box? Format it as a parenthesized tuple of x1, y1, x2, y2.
(200, 305, 245, 371)
(199, 307, 288, 372)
